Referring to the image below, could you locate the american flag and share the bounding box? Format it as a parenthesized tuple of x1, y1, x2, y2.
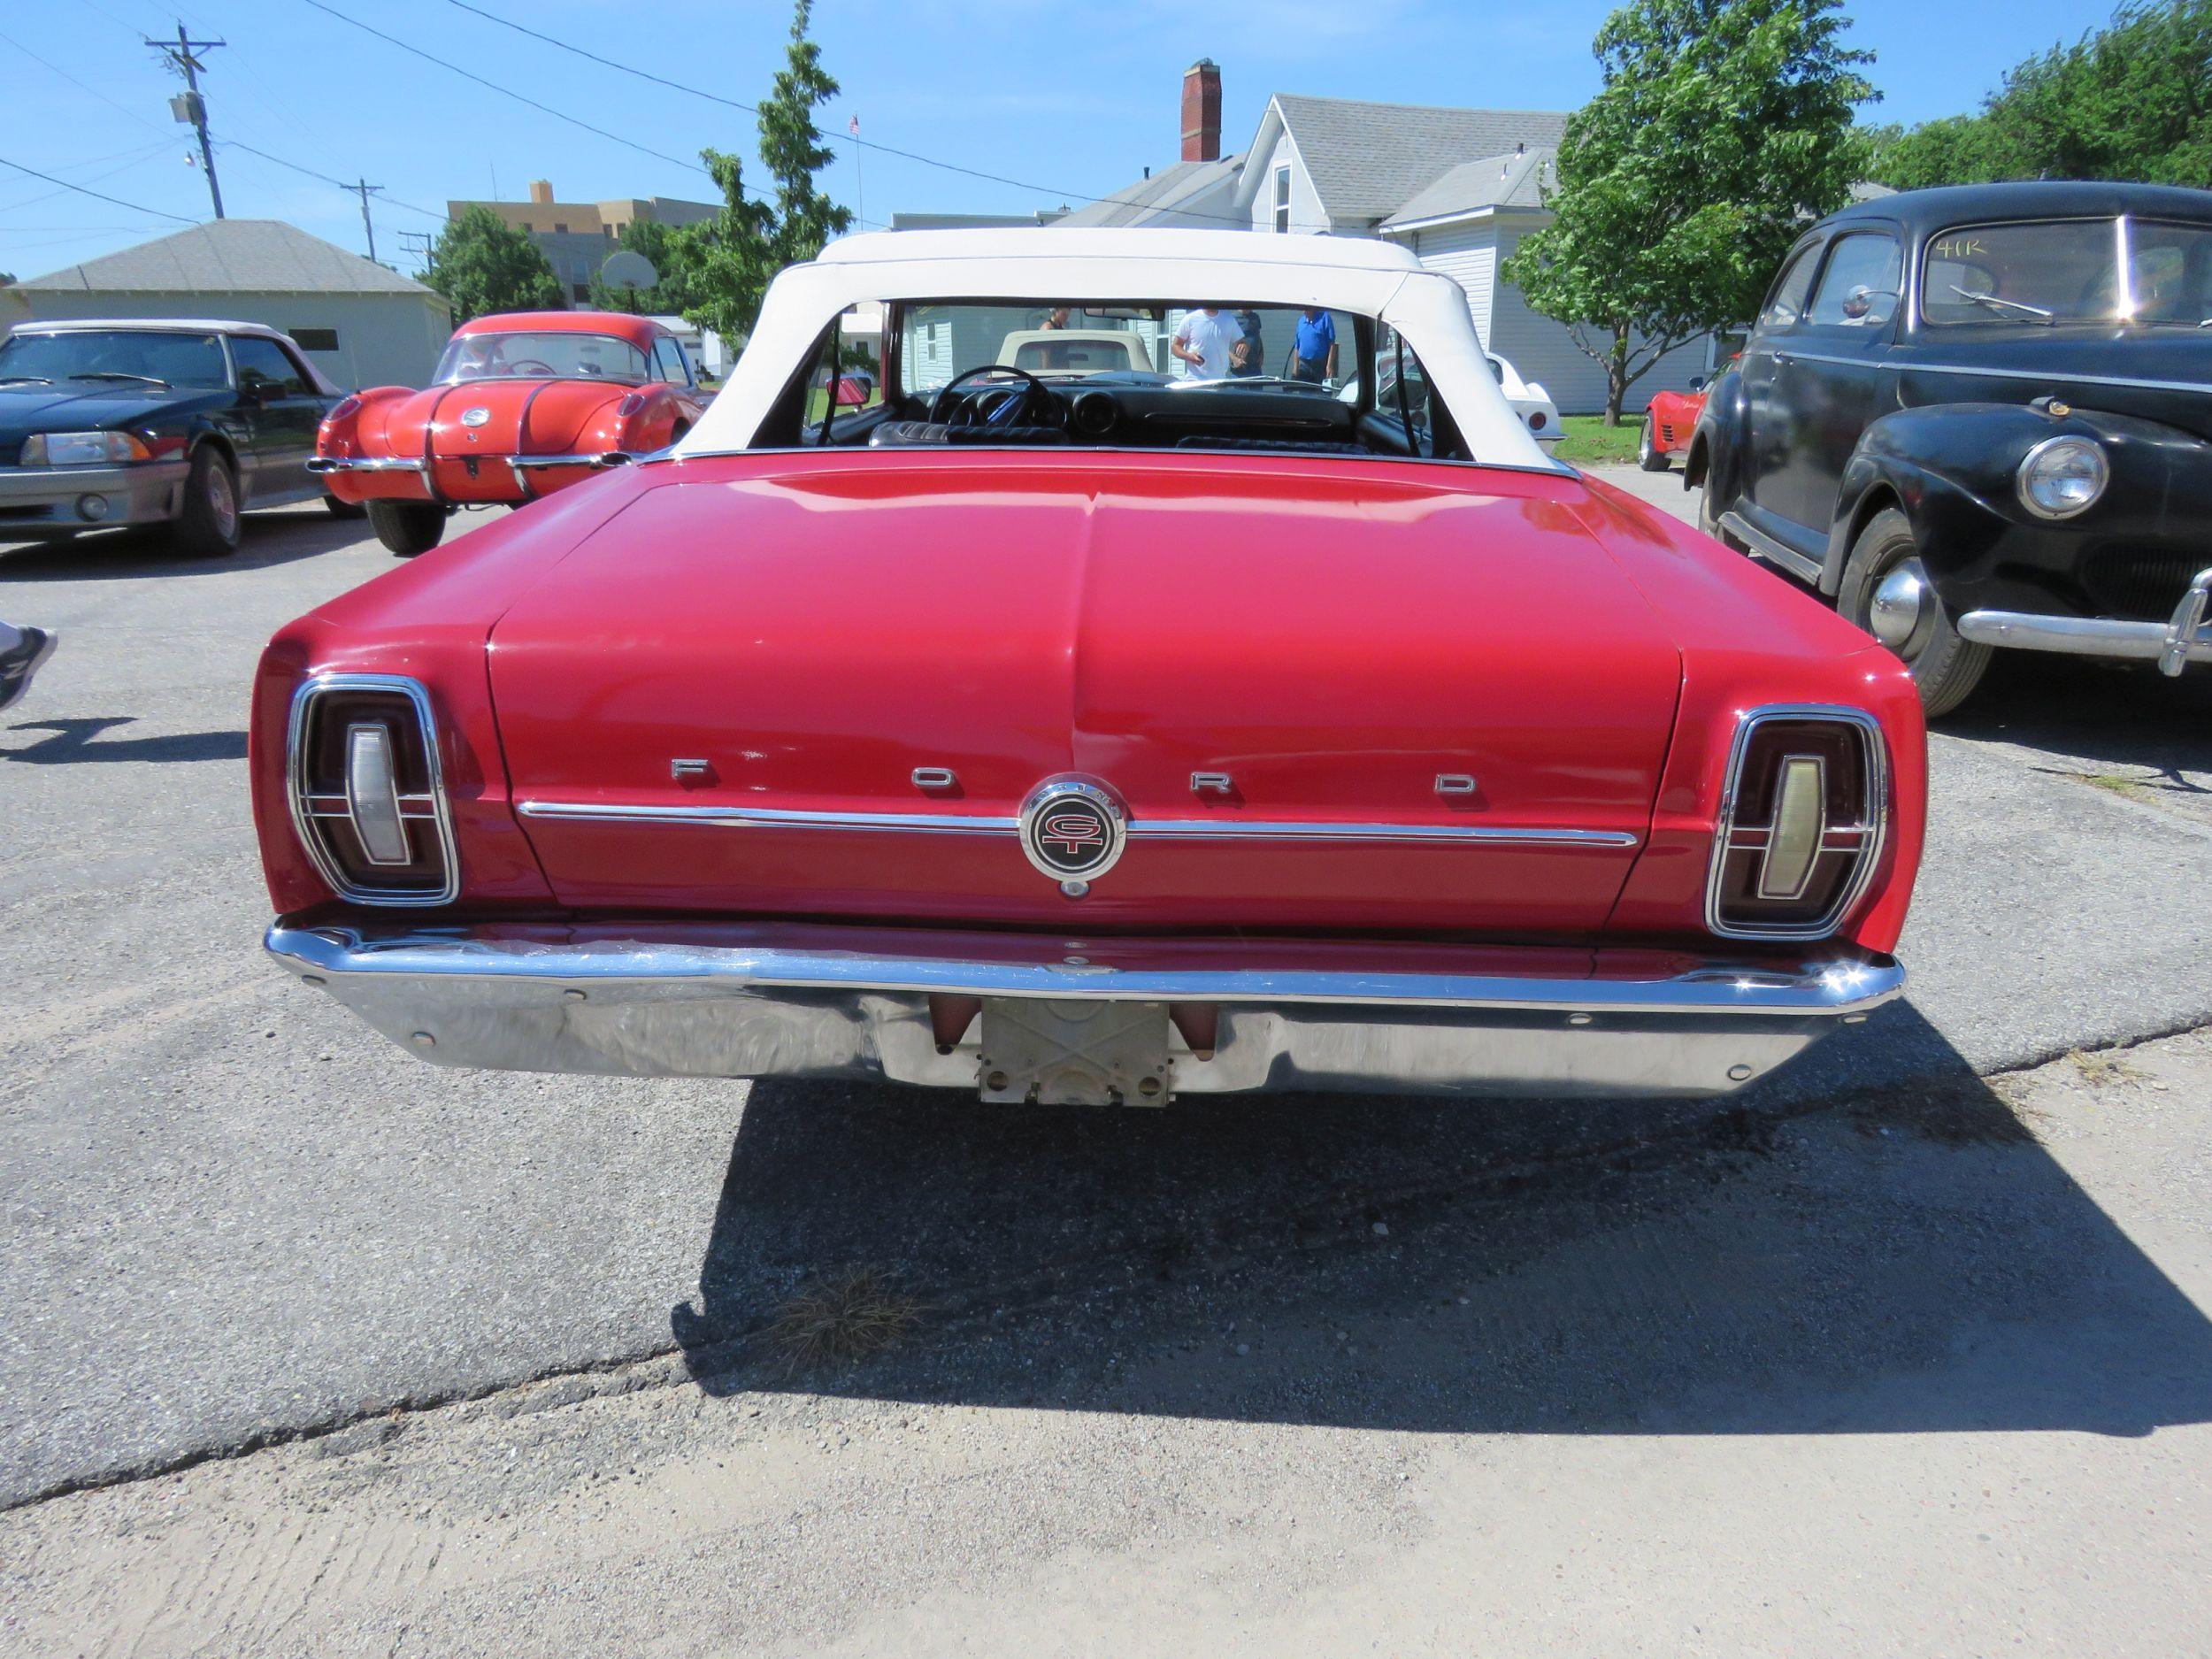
(848, 115, 860, 137)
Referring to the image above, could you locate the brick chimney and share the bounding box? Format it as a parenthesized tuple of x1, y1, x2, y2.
(1180, 60, 1221, 163)
(528, 179, 554, 205)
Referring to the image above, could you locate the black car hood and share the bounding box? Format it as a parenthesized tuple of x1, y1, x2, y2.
(0, 381, 232, 449)
(1901, 325, 2212, 439)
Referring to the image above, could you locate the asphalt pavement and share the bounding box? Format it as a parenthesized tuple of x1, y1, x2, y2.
(3, 472, 2209, 1514)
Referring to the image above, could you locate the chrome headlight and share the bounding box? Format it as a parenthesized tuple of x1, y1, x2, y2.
(2017, 435, 2108, 519)
(19, 430, 152, 466)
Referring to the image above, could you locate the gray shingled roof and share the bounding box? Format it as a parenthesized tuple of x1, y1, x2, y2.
(1379, 145, 1557, 228)
(1056, 154, 1247, 228)
(15, 219, 438, 297)
(1271, 96, 1567, 227)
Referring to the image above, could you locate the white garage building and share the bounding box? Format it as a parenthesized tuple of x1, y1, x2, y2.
(1, 219, 451, 391)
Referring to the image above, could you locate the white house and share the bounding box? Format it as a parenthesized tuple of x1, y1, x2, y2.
(1, 219, 452, 390)
(1056, 65, 1716, 414)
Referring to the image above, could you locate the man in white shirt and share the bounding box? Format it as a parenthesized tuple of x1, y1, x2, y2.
(1170, 307, 1240, 381)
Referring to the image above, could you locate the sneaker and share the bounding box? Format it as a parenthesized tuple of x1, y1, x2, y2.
(0, 626, 58, 712)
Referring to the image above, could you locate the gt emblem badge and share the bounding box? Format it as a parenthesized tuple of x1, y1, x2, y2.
(1018, 779, 1126, 884)
(459, 406, 491, 427)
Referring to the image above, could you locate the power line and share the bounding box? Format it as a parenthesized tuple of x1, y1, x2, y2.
(0, 24, 165, 132)
(0, 155, 196, 223)
(431, 0, 1258, 227)
(211, 134, 447, 221)
(296, 0, 710, 179)
(0, 140, 176, 215)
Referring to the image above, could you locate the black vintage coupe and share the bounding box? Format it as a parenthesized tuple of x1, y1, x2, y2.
(0, 319, 348, 557)
(1689, 181, 2212, 714)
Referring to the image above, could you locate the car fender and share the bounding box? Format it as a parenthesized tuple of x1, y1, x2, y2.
(1827, 402, 2156, 592)
(1685, 365, 1746, 498)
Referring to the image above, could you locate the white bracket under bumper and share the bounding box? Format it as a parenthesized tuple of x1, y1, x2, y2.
(265, 921, 1904, 1102)
(1959, 565, 2212, 678)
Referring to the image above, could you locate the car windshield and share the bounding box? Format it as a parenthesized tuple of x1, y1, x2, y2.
(0, 328, 229, 388)
(433, 331, 651, 383)
(1922, 218, 2212, 326)
(902, 302, 1353, 391)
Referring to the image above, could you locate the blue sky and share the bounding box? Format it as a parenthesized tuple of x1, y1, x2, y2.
(2, 0, 2117, 280)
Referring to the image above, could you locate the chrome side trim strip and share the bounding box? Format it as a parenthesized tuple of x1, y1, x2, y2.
(1718, 511, 1823, 583)
(1128, 819, 1640, 848)
(514, 799, 1640, 849)
(517, 800, 1018, 834)
(1885, 357, 2212, 397)
(508, 452, 630, 470)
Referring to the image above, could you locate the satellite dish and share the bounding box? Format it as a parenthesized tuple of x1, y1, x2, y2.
(599, 250, 658, 290)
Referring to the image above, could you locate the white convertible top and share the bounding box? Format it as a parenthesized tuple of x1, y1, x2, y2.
(674, 228, 1562, 471)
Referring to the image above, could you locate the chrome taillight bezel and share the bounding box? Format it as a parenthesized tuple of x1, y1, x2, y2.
(286, 672, 459, 906)
(1704, 703, 1887, 941)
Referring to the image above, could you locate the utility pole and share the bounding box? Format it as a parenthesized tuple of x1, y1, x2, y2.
(396, 228, 434, 276)
(344, 178, 385, 264)
(148, 21, 224, 219)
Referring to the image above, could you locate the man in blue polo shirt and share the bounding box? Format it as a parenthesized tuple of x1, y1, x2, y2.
(1292, 306, 1338, 384)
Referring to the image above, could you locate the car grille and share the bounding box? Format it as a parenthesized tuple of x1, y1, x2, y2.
(2082, 546, 2212, 621)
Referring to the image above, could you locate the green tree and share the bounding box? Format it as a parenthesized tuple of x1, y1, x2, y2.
(1870, 1, 2212, 189)
(422, 205, 561, 325)
(1501, 0, 1877, 424)
(672, 0, 853, 343)
(587, 219, 696, 314)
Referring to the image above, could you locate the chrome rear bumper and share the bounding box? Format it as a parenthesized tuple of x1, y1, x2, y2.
(265, 920, 1903, 1102)
(1959, 566, 2212, 677)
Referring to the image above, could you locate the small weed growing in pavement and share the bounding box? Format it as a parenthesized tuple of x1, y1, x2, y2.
(764, 1268, 923, 1375)
(2070, 772, 2155, 801)
(2070, 1048, 2146, 1088)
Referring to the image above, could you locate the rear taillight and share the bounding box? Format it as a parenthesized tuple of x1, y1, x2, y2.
(1707, 706, 1886, 940)
(287, 673, 457, 904)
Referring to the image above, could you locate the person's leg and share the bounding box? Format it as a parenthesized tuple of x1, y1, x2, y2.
(0, 621, 58, 711)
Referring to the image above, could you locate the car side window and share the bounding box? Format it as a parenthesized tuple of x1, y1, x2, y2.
(1756, 246, 1820, 333)
(1806, 232, 1902, 328)
(652, 336, 690, 386)
(231, 336, 308, 396)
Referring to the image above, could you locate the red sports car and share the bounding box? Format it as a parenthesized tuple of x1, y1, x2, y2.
(1640, 378, 1710, 472)
(310, 311, 706, 556)
(255, 232, 1924, 1109)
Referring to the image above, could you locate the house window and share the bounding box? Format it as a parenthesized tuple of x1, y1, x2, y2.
(288, 327, 340, 352)
(1273, 166, 1290, 234)
(572, 282, 590, 303)
(555, 222, 569, 234)
(518, 220, 533, 233)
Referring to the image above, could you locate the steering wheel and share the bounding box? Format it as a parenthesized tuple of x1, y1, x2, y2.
(928, 364, 1062, 429)
(507, 359, 557, 377)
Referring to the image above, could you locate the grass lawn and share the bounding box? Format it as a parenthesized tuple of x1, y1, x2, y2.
(1552, 414, 1646, 466)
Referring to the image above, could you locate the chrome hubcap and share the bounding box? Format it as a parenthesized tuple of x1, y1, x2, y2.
(208, 464, 237, 539)
(1869, 557, 1936, 659)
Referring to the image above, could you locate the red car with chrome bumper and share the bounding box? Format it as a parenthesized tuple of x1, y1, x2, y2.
(310, 311, 705, 556)
(255, 232, 1921, 1109)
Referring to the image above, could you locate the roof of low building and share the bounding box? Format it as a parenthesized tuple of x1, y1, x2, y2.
(1379, 146, 1558, 229)
(1056, 155, 1248, 228)
(1271, 96, 1568, 227)
(12, 219, 440, 299)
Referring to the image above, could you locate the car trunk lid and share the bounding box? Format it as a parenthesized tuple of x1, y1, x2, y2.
(488, 454, 1682, 934)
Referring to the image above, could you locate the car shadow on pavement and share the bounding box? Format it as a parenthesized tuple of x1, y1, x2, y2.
(670, 1001, 2212, 1438)
(2, 717, 247, 764)
(1938, 649, 2212, 777)
(0, 509, 365, 580)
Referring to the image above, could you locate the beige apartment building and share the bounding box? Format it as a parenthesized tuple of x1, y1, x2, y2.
(446, 180, 717, 305)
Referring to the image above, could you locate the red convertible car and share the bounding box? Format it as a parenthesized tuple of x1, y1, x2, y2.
(254, 231, 1924, 1108)
(309, 311, 705, 556)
